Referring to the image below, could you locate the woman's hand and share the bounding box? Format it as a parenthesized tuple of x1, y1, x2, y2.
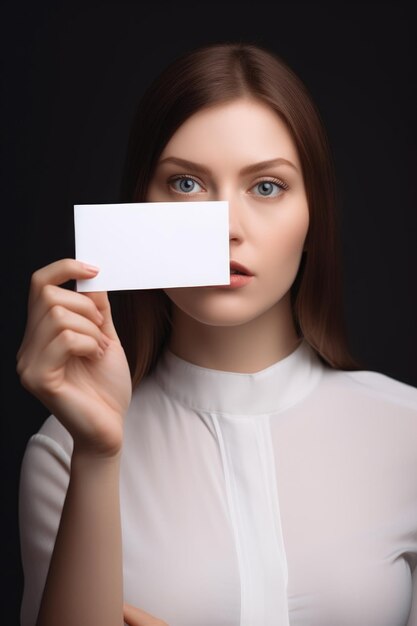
(16, 258, 132, 457)
(123, 602, 169, 626)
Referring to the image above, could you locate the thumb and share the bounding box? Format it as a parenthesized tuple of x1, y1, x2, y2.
(84, 291, 119, 341)
(123, 602, 168, 625)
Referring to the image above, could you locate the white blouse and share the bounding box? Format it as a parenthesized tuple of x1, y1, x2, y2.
(19, 339, 417, 626)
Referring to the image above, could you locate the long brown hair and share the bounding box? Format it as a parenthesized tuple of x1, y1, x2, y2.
(111, 42, 364, 387)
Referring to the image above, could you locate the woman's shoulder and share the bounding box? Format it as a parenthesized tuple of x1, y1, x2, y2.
(324, 365, 417, 414)
(24, 414, 74, 463)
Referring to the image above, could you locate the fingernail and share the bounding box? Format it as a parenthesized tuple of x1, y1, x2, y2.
(82, 263, 100, 273)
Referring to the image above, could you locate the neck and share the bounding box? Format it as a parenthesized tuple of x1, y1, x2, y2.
(167, 293, 301, 373)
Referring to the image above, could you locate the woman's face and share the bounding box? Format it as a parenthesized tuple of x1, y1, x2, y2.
(146, 97, 309, 328)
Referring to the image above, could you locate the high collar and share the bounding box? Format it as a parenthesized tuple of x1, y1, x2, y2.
(154, 338, 326, 416)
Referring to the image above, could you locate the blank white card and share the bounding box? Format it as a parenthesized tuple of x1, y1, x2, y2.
(74, 201, 230, 292)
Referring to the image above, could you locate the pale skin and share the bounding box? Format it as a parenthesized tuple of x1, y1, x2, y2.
(16, 97, 309, 625)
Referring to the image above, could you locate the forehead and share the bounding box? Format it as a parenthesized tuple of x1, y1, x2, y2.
(159, 98, 301, 170)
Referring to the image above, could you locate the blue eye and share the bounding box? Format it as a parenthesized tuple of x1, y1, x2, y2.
(170, 176, 203, 194)
(252, 180, 286, 197)
(168, 175, 288, 197)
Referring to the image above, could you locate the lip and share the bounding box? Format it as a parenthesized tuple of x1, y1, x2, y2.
(215, 274, 253, 289)
(210, 260, 254, 290)
(229, 260, 253, 276)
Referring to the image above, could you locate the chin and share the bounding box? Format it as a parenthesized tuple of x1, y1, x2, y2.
(164, 289, 282, 328)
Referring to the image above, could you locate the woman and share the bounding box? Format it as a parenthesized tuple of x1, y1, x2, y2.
(17, 43, 417, 626)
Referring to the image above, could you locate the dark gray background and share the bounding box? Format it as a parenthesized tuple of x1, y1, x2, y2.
(2, 2, 416, 622)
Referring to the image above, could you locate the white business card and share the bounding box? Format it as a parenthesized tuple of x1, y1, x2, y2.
(74, 201, 230, 292)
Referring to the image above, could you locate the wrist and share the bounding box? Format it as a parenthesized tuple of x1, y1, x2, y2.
(71, 429, 124, 462)
(71, 443, 123, 472)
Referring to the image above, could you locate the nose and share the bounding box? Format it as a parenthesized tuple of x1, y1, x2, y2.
(226, 194, 245, 244)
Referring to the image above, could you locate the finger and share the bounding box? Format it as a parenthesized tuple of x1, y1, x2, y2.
(123, 602, 169, 626)
(19, 331, 104, 395)
(17, 306, 110, 372)
(28, 258, 100, 308)
(18, 285, 105, 359)
(45, 329, 106, 370)
(82, 290, 119, 341)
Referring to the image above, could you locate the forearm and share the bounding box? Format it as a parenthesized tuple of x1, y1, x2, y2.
(36, 448, 124, 626)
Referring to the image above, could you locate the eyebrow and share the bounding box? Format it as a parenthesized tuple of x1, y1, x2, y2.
(157, 156, 299, 175)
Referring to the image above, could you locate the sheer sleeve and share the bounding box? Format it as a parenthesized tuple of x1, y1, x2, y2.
(18, 417, 73, 626)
